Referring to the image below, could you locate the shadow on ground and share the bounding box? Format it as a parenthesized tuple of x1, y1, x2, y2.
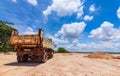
(4, 61, 42, 67)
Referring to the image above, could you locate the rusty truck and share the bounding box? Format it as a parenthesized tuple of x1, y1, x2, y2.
(9, 28, 54, 63)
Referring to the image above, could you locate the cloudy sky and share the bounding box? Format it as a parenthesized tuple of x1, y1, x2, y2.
(1, 0, 120, 52)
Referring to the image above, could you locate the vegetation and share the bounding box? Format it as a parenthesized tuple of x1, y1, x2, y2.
(56, 47, 70, 53)
(0, 20, 17, 53)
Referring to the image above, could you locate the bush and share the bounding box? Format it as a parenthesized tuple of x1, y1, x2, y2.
(0, 46, 14, 53)
(56, 47, 70, 53)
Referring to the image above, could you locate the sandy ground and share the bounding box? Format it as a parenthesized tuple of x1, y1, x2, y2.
(0, 53, 120, 76)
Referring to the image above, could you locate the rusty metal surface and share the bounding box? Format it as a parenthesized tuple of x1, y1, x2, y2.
(43, 38, 53, 49)
(9, 35, 39, 45)
(9, 29, 53, 49)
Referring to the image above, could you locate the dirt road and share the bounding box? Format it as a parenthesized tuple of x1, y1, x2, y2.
(0, 53, 120, 76)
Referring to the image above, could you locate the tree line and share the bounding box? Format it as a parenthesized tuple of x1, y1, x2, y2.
(0, 20, 17, 52)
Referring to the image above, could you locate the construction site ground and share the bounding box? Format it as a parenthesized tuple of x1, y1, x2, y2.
(0, 53, 120, 76)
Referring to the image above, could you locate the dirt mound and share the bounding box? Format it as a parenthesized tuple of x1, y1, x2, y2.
(85, 52, 113, 59)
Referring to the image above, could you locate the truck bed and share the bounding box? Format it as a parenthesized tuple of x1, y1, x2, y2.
(9, 35, 53, 49)
(9, 35, 39, 45)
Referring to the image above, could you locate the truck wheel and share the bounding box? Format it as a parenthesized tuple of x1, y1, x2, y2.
(17, 56, 22, 63)
(49, 51, 54, 59)
(22, 55, 28, 62)
(41, 52, 48, 63)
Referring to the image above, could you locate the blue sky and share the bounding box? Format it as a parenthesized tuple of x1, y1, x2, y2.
(1, 0, 120, 52)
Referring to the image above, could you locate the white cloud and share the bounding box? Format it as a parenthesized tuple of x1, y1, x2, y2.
(47, 22, 86, 46)
(55, 22, 86, 38)
(26, 0, 38, 6)
(83, 15, 94, 21)
(11, 0, 17, 3)
(77, 6, 84, 18)
(89, 21, 120, 41)
(117, 6, 120, 19)
(89, 4, 95, 12)
(47, 34, 68, 45)
(66, 39, 120, 52)
(46, 21, 120, 52)
(24, 27, 37, 35)
(8, 24, 28, 35)
(43, 0, 84, 18)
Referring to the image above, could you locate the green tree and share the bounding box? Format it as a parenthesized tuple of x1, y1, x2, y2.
(56, 47, 70, 53)
(0, 20, 17, 52)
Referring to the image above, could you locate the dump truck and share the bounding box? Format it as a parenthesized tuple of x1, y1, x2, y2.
(9, 28, 54, 63)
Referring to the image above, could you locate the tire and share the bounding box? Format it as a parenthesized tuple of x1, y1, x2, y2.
(49, 51, 54, 59)
(22, 55, 28, 62)
(17, 56, 22, 63)
(41, 52, 48, 63)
